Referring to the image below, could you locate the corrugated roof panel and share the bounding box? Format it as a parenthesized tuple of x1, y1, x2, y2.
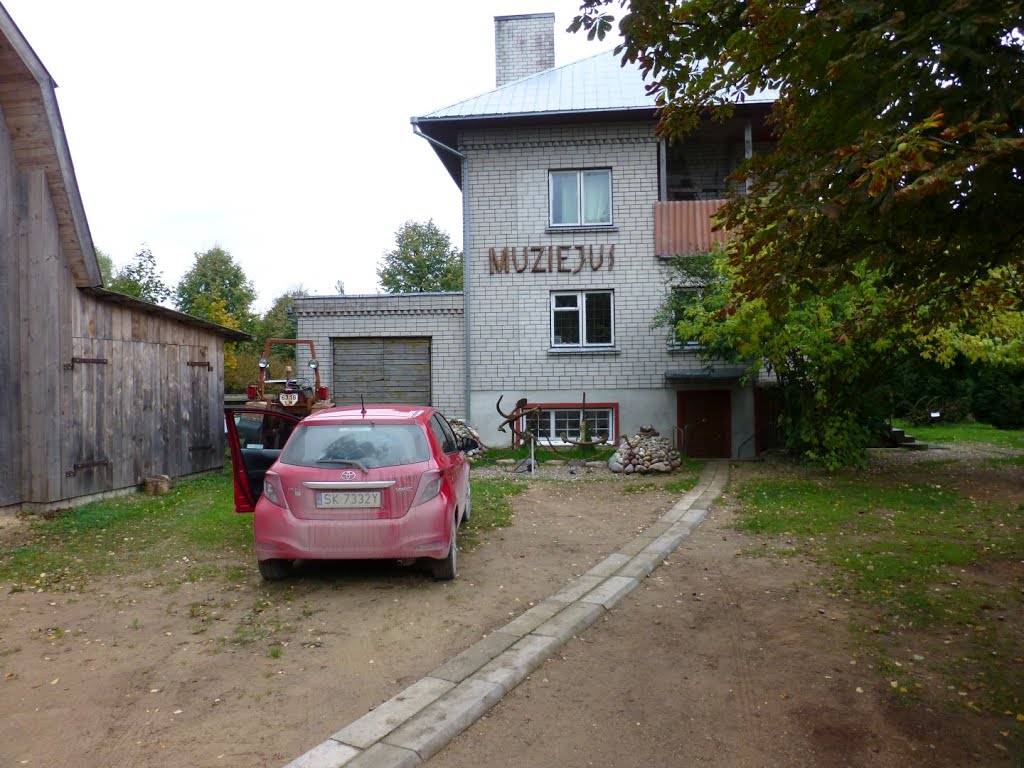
(418, 50, 777, 122)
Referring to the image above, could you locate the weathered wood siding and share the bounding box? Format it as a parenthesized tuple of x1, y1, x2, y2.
(0, 104, 22, 507)
(0, 129, 227, 507)
(61, 291, 227, 501)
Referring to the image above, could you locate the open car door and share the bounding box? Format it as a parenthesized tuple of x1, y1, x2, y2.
(225, 408, 303, 513)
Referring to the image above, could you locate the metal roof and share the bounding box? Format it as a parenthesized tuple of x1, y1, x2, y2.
(419, 50, 651, 121)
(415, 49, 778, 123)
(412, 50, 778, 188)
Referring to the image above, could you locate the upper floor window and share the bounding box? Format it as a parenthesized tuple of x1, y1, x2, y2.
(550, 169, 612, 227)
(551, 290, 614, 348)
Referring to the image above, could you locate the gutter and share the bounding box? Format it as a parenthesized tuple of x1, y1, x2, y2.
(411, 121, 472, 424)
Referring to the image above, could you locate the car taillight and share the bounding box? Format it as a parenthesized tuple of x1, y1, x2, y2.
(317, 386, 328, 401)
(263, 473, 287, 508)
(411, 470, 443, 506)
(246, 384, 257, 400)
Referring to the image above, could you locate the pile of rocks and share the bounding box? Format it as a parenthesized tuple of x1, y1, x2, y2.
(608, 426, 682, 474)
(449, 419, 486, 462)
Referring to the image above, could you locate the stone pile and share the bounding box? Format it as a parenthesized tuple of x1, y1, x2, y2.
(449, 419, 486, 462)
(608, 426, 682, 474)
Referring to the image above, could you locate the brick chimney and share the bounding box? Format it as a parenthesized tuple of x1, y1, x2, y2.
(494, 13, 555, 88)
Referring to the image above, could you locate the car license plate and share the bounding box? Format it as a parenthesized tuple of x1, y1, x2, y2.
(316, 491, 381, 509)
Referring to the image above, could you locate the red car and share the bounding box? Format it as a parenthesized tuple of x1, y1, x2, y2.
(225, 405, 474, 581)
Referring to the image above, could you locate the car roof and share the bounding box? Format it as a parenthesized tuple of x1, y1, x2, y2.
(303, 405, 434, 425)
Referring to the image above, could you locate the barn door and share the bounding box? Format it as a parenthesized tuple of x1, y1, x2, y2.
(185, 347, 217, 473)
(677, 390, 731, 458)
(64, 337, 114, 495)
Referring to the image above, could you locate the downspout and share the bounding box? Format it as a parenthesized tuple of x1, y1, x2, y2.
(411, 123, 472, 423)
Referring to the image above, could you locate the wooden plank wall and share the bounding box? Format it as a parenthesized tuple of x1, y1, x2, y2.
(0, 104, 23, 507)
(64, 291, 228, 500)
(21, 168, 64, 503)
(2, 137, 228, 509)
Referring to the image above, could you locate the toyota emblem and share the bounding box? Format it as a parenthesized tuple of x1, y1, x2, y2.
(340, 470, 357, 481)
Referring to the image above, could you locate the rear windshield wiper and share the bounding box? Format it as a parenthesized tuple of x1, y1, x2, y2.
(314, 457, 369, 474)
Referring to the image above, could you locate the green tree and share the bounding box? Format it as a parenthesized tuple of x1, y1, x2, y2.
(256, 287, 307, 344)
(572, 0, 1023, 338)
(658, 250, 892, 468)
(575, 0, 1023, 465)
(377, 220, 463, 293)
(107, 247, 171, 304)
(174, 246, 257, 330)
(95, 247, 114, 284)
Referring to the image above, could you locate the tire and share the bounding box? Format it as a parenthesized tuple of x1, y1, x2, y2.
(460, 486, 472, 526)
(258, 558, 292, 581)
(430, 516, 458, 581)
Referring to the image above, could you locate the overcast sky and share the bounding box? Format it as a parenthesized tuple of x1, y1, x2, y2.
(4, 1, 616, 311)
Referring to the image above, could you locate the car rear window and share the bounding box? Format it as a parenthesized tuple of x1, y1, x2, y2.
(279, 424, 431, 469)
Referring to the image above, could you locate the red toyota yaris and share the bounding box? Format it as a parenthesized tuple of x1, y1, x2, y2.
(225, 405, 473, 581)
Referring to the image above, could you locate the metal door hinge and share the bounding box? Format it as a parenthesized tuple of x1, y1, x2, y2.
(64, 357, 108, 370)
(187, 361, 213, 371)
(65, 459, 110, 477)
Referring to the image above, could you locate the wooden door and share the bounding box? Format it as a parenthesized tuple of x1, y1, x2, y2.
(677, 390, 731, 458)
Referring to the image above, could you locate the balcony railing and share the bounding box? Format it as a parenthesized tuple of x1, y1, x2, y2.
(654, 200, 728, 257)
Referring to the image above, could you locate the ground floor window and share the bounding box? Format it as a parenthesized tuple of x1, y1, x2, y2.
(523, 404, 616, 444)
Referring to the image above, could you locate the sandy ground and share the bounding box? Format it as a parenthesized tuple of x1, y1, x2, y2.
(0, 470, 678, 768)
(1, 449, 1020, 768)
(430, 450, 1024, 768)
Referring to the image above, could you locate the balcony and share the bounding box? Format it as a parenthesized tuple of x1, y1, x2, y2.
(654, 200, 728, 258)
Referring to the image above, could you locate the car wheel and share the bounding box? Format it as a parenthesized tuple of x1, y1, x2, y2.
(258, 558, 292, 581)
(431, 516, 457, 581)
(460, 486, 471, 526)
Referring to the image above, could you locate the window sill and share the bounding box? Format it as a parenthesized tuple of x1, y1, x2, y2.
(668, 343, 704, 353)
(547, 346, 621, 355)
(545, 225, 618, 234)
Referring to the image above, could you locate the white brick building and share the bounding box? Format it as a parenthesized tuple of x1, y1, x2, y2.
(297, 13, 779, 458)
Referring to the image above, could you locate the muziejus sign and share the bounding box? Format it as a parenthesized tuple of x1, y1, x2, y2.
(488, 245, 615, 275)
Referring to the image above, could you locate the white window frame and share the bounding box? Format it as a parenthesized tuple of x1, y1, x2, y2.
(549, 169, 612, 227)
(550, 290, 614, 348)
(524, 407, 616, 445)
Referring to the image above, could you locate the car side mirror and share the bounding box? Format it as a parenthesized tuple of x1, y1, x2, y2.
(458, 436, 479, 452)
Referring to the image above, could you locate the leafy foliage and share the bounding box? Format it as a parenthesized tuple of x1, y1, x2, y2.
(174, 246, 257, 331)
(377, 220, 463, 293)
(106, 247, 171, 304)
(572, 0, 1023, 339)
(254, 288, 307, 346)
(574, 0, 1024, 464)
(659, 249, 893, 467)
(95, 247, 114, 283)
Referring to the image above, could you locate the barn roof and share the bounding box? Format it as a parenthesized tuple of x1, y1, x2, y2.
(0, 5, 249, 341)
(82, 288, 252, 341)
(0, 4, 100, 287)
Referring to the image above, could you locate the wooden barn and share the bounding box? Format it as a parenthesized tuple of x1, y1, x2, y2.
(0, 6, 248, 512)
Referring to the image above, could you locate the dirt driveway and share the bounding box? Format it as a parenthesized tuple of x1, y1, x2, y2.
(2, 451, 1019, 768)
(0, 470, 679, 768)
(430, 453, 1023, 768)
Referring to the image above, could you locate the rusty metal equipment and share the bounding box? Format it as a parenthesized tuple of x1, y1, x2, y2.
(495, 395, 540, 446)
(495, 395, 541, 474)
(245, 338, 334, 416)
(558, 392, 608, 448)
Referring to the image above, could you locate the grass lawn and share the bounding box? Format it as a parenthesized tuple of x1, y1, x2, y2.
(733, 458, 1024, 728)
(894, 419, 1024, 451)
(0, 469, 525, 591)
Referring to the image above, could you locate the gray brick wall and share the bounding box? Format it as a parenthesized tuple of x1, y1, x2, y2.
(494, 13, 555, 87)
(294, 293, 466, 418)
(461, 121, 707, 398)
